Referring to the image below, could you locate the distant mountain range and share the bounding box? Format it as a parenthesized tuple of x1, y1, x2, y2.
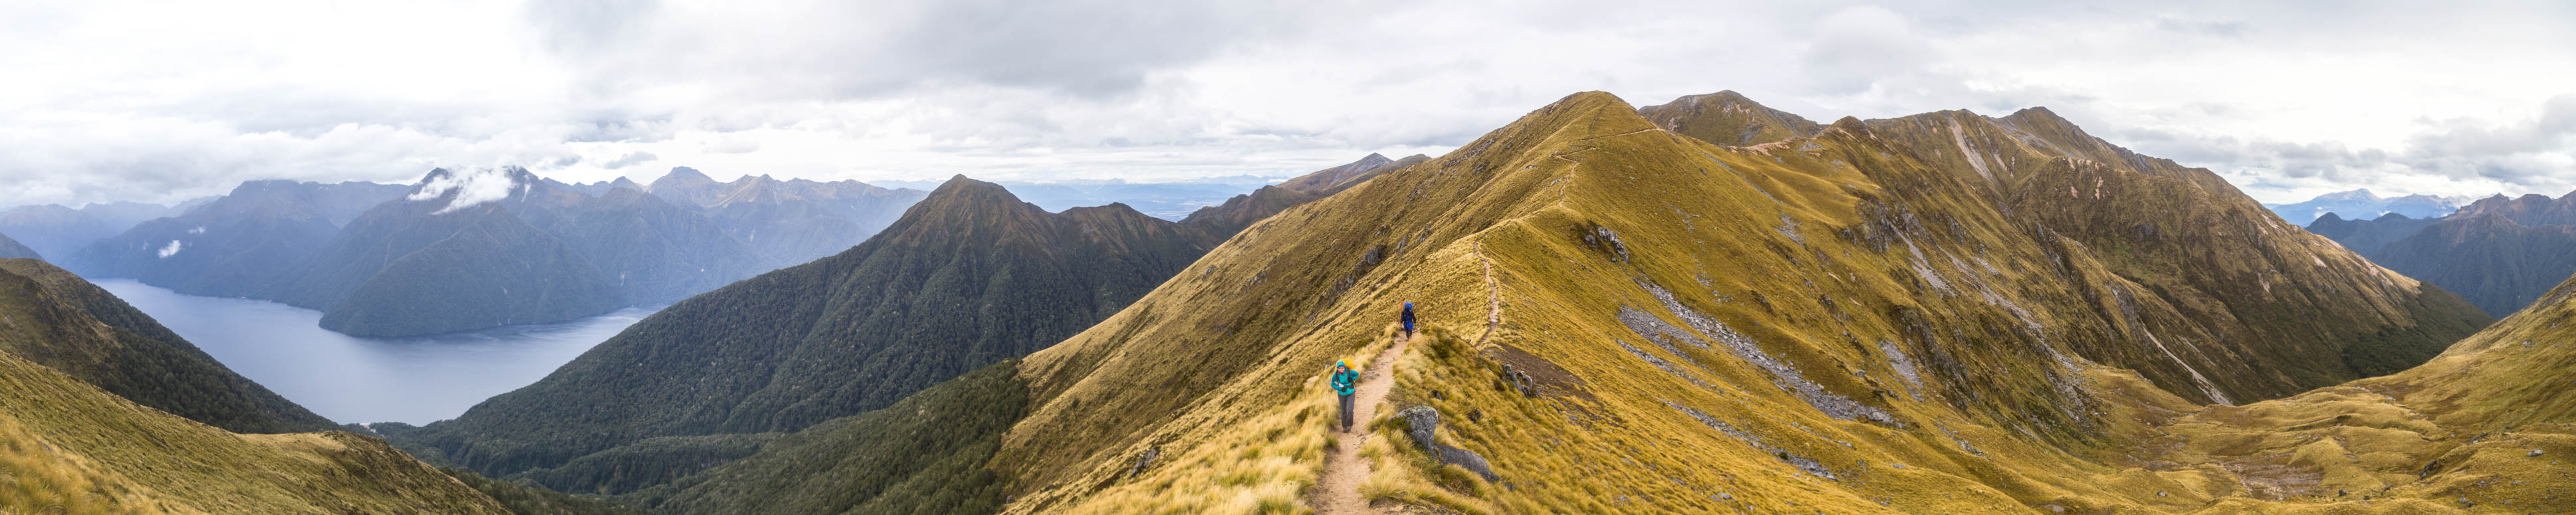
(51, 167, 933, 338)
(645, 167, 928, 266)
(2312, 191, 2576, 317)
(74, 180, 410, 297)
(261, 167, 770, 337)
(2263, 188, 2473, 225)
(876, 175, 1288, 220)
(0, 198, 209, 264)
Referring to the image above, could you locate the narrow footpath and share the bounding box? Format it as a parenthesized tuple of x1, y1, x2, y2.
(1313, 330, 1417, 514)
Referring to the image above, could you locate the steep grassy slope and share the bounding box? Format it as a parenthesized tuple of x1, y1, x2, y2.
(0, 258, 334, 433)
(2101, 263, 2576, 512)
(1855, 105, 2489, 401)
(0, 231, 36, 260)
(0, 261, 516, 514)
(2306, 212, 2438, 255)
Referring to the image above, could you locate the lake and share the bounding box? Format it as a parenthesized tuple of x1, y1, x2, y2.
(94, 279, 657, 425)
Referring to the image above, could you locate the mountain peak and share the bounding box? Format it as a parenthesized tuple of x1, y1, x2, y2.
(2318, 189, 2381, 201)
(924, 175, 1019, 204)
(2004, 106, 2067, 122)
(1637, 89, 1821, 146)
(664, 166, 711, 181)
(406, 166, 536, 215)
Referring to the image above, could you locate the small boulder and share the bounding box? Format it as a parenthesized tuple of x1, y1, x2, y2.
(2533, 449, 2547, 457)
(1120, 447, 1159, 481)
(1399, 405, 1440, 455)
(1437, 443, 1500, 481)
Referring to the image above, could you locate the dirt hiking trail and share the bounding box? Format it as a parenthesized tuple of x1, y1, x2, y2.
(1312, 330, 1419, 514)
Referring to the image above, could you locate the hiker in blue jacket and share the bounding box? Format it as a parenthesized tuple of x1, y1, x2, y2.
(1401, 302, 1416, 339)
(1331, 361, 1359, 432)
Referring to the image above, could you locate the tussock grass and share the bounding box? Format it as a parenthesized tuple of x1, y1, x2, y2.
(0, 349, 511, 514)
(988, 91, 2575, 514)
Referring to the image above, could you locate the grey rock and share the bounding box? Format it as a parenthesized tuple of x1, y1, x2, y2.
(1399, 405, 1440, 455)
(1436, 443, 1500, 481)
(1123, 447, 1160, 480)
(2535, 449, 2548, 457)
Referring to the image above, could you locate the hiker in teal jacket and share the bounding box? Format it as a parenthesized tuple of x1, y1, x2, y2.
(1331, 361, 1359, 432)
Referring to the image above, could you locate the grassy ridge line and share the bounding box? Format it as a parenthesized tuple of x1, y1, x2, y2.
(0, 258, 337, 433)
(0, 344, 512, 514)
(993, 93, 1641, 508)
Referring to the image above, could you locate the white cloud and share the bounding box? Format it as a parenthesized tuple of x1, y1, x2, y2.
(407, 167, 525, 215)
(0, 0, 2569, 207)
(156, 240, 183, 258)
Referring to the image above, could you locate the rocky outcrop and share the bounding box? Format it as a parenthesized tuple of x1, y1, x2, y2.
(1397, 405, 1497, 481)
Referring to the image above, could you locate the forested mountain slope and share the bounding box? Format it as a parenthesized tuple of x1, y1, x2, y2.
(386, 177, 1224, 494)
(0, 232, 37, 260)
(2372, 211, 2576, 318)
(2306, 211, 2438, 255)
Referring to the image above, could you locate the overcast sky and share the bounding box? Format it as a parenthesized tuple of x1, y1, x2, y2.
(3, 0, 2571, 207)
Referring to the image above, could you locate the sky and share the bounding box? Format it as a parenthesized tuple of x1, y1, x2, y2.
(2, 0, 2571, 208)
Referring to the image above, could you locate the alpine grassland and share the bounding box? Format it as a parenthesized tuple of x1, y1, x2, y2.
(957, 91, 2538, 514)
(0, 322, 515, 514)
